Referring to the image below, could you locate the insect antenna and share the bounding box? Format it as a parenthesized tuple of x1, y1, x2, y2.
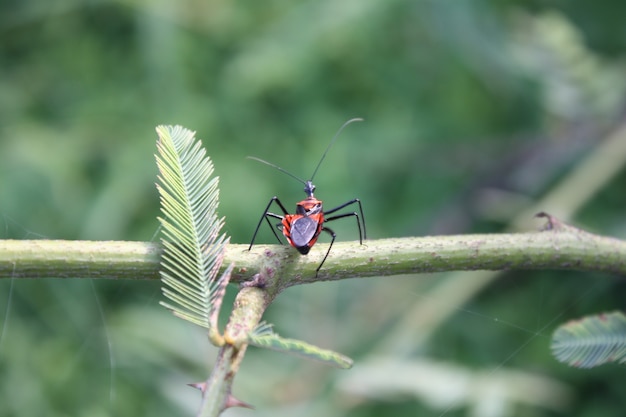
(247, 117, 363, 185)
(309, 117, 363, 181)
(246, 156, 306, 185)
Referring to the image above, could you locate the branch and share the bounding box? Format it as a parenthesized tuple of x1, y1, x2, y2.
(2, 215, 625, 415)
(196, 286, 270, 416)
(1, 214, 625, 286)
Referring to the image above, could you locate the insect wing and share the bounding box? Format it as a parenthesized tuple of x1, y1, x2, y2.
(285, 215, 321, 253)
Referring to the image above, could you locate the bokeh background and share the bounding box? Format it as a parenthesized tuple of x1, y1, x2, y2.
(1, 1, 626, 416)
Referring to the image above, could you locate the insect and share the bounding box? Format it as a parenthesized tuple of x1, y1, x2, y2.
(248, 118, 367, 275)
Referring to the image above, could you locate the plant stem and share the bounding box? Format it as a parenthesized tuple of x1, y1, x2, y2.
(2, 218, 625, 415)
(0, 239, 160, 279)
(1, 217, 625, 284)
(198, 286, 270, 417)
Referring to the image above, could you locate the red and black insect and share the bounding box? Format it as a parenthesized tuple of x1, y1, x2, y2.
(248, 118, 367, 275)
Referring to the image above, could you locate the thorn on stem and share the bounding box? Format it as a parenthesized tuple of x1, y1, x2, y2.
(187, 382, 207, 392)
(535, 211, 560, 231)
(224, 394, 254, 410)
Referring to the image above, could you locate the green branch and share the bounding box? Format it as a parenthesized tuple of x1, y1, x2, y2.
(197, 286, 270, 415)
(1, 217, 625, 416)
(1, 214, 625, 285)
(0, 239, 160, 279)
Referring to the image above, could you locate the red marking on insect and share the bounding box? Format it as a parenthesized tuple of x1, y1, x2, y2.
(248, 118, 367, 275)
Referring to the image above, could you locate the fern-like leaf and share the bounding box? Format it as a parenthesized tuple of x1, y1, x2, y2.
(248, 322, 353, 369)
(551, 311, 626, 368)
(155, 125, 229, 330)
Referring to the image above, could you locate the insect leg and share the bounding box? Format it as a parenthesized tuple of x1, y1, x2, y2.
(264, 212, 284, 245)
(324, 198, 366, 244)
(316, 226, 337, 276)
(248, 196, 290, 250)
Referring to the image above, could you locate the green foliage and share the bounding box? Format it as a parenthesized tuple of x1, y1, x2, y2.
(551, 311, 626, 368)
(1, 1, 626, 416)
(249, 322, 353, 369)
(155, 125, 229, 333)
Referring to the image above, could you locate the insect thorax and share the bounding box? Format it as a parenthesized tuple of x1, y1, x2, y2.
(296, 199, 323, 216)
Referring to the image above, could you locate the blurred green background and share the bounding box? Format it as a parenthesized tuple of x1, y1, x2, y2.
(1, 1, 626, 416)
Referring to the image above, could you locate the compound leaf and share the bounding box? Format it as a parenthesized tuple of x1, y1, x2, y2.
(551, 311, 626, 368)
(248, 322, 353, 369)
(155, 125, 229, 332)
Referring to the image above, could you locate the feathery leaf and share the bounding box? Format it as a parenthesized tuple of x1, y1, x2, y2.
(248, 322, 353, 369)
(155, 125, 229, 330)
(551, 311, 626, 368)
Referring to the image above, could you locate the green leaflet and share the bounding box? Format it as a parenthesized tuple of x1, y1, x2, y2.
(551, 311, 626, 368)
(155, 125, 229, 332)
(248, 323, 353, 369)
